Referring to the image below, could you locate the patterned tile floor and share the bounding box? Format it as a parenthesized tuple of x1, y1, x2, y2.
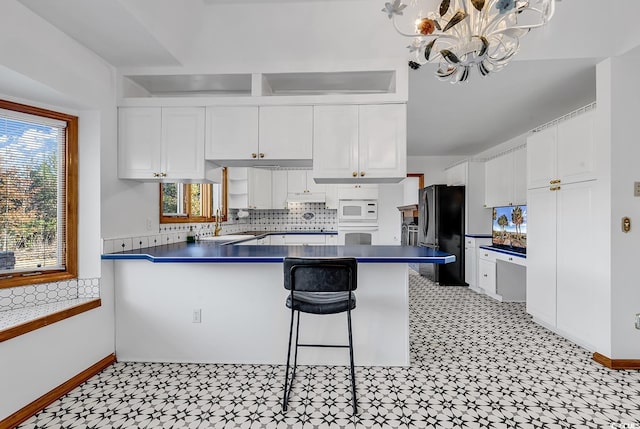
(18, 270, 640, 428)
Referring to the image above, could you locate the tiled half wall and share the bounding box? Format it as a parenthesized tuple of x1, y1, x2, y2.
(0, 277, 100, 312)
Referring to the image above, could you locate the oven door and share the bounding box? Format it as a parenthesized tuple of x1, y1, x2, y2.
(338, 224, 379, 245)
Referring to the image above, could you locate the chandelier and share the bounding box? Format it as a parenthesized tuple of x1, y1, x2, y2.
(382, 0, 555, 83)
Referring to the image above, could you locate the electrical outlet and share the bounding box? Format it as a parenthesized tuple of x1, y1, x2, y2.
(635, 313, 640, 330)
(634, 182, 640, 197)
(146, 217, 153, 231)
(192, 309, 202, 323)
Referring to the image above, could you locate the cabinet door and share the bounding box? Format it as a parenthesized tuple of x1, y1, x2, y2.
(464, 238, 476, 288)
(305, 172, 325, 194)
(526, 186, 557, 327)
(270, 235, 286, 245)
(556, 181, 596, 348)
(557, 110, 596, 185)
(161, 107, 205, 180)
(512, 147, 527, 205)
(259, 106, 312, 160)
(118, 107, 162, 179)
(313, 105, 359, 179)
(205, 106, 258, 161)
(271, 170, 288, 209)
(287, 170, 306, 194)
(248, 168, 272, 209)
(527, 126, 557, 189)
(325, 184, 338, 210)
(484, 153, 513, 207)
(478, 259, 496, 294)
(358, 104, 407, 180)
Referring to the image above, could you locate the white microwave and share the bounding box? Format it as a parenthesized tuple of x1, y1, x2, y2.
(338, 200, 378, 222)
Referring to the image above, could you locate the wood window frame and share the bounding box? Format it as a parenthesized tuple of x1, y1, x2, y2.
(0, 99, 78, 289)
(159, 167, 228, 224)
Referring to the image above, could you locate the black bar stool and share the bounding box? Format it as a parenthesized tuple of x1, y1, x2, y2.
(282, 257, 358, 414)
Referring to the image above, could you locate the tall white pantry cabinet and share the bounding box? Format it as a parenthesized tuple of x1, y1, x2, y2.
(526, 108, 599, 350)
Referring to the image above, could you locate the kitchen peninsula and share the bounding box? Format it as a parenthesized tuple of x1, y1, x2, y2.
(103, 240, 454, 367)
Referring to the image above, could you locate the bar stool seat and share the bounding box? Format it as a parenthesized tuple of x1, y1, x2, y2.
(282, 257, 358, 414)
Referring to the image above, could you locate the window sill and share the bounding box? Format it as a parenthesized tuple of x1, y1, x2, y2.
(0, 298, 101, 342)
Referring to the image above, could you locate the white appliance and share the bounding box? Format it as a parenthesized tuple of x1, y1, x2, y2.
(338, 199, 378, 223)
(338, 199, 379, 245)
(337, 223, 379, 245)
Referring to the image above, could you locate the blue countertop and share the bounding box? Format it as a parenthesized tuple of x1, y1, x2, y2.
(102, 242, 455, 264)
(479, 245, 526, 258)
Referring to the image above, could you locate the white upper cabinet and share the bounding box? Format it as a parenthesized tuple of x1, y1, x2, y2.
(227, 167, 272, 209)
(312, 105, 358, 179)
(259, 106, 313, 161)
(118, 107, 162, 179)
(484, 147, 526, 208)
(248, 168, 272, 209)
(119, 107, 215, 182)
(271, 170, 288, 209)
(287, 170, 325, 194)
(358, 104, 407, 181)
(205, 106, 258, 161)
(313, 104, 406, 183)
(527, 109, 596, 189)
(206, 106, 312, 166)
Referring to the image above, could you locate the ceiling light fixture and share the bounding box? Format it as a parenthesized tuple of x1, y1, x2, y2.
(382, 0, 555, 83)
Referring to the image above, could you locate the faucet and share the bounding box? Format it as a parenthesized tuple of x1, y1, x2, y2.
(214, 209, 222, 236)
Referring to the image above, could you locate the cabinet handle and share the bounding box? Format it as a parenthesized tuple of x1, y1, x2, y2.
(550, 179, 561, 184)
(259, 153, 265, 158)
(352, 171, 357, 177)
(483, 274, 488, 277)
(160, 172, 167, 177)
(252, 153, 257, 158)
(360, 171, 365, 177)
(550, 186, 561, 191)
(153, 172, 160, 178)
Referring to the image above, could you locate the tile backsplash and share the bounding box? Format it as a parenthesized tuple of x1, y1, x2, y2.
(103, 203, 337, 253)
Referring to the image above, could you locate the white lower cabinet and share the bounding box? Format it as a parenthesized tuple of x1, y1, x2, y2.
(465, 236, 492, 290)
(284, 235, 326, 245)
(268, 234, 327, 245)
(478, 257, 497, 296)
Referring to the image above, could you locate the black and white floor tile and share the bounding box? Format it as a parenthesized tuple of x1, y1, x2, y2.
(18, 270, 640, 428)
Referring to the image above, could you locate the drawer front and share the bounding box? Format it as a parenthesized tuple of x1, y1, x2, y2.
(284, 234, 326, 245)
(478, 250, 497, 263)
(478, 259, 496, 294)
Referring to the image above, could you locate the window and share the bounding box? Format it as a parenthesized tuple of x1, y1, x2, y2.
(159, 168, 227, 223)
(0, 99, 77, 288)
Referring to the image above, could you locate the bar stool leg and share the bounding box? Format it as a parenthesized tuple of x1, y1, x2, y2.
(347, 307, 357, 414)
(283, 308, 296, 411)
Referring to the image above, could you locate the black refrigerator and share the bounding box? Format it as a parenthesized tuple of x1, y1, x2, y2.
(418, 185, 466, 285)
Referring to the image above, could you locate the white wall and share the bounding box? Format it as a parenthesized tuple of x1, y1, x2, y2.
(408, 156, 465, 187)
(608, 45, 640, 359)
(0, 1, 115, 421)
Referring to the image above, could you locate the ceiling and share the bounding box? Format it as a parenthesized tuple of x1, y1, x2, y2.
(15, 0, 640, 157)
